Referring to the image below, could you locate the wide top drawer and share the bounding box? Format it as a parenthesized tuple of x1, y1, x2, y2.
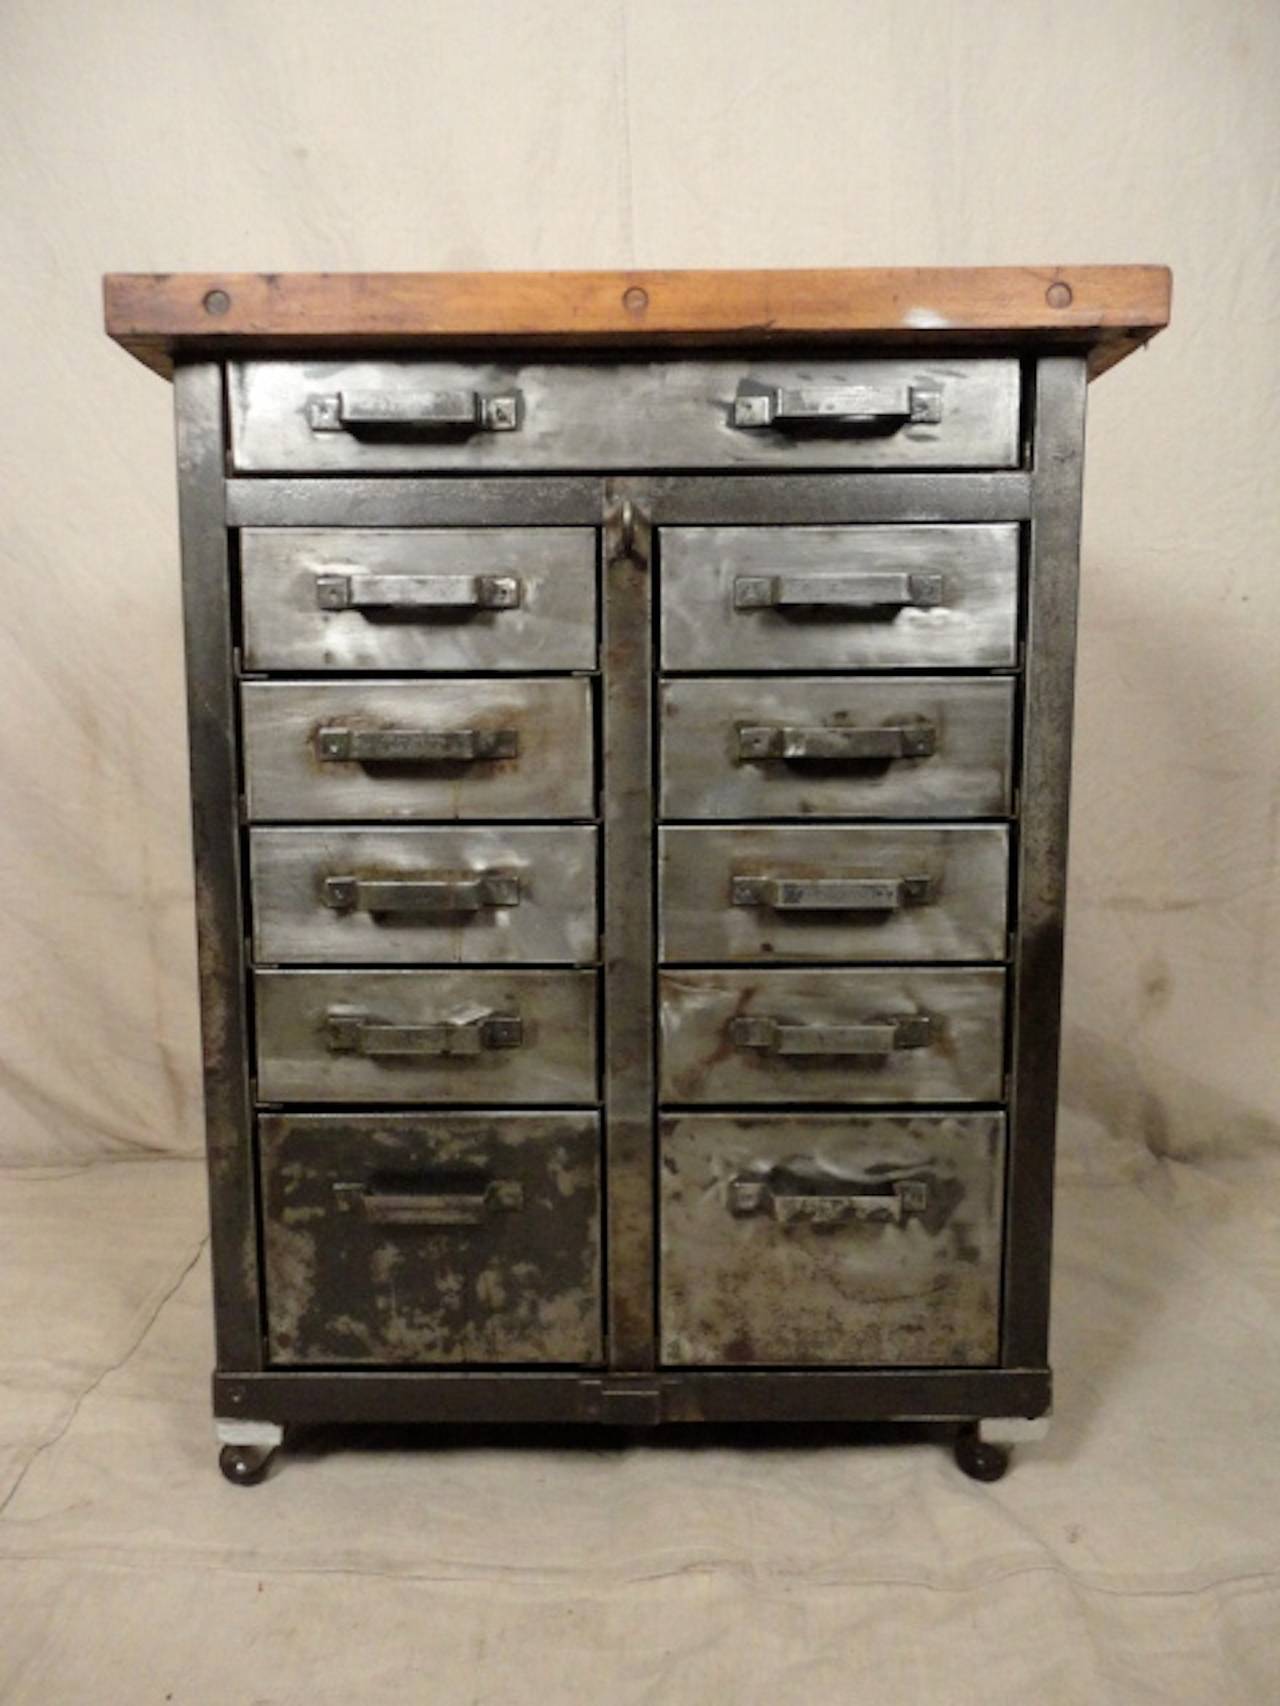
(230, 357, 1020, 472)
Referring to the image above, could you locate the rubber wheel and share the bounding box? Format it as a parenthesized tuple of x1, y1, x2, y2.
(954, 1424, 1010, 1483)
(219, 1443, 273, 1487)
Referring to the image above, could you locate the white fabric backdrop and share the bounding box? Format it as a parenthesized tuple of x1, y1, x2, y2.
(0, 0, 1276, 1173)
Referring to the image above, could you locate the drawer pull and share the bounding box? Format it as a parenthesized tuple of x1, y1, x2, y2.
(324, 1011, 523, 1057)
(730, 1014, 933, 1056)
(734, 572, 944, 611)
(315, 726, 519, 763)
(307, 389, 522, 436)
(315, 572, 521, 613)
(737, 722, 937, 762)
(731, 381, 942, 434)
(322, 873, 521, 914)
(730, 875, 933, 912)
(728, 1176, 929, 1226)
(333, 1177, 525, 1226)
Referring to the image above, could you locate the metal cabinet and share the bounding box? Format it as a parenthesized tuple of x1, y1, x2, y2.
(104, 265, 1170, 1484)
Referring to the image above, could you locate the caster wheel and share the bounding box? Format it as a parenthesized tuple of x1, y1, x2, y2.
(219, 1443, 274, 1487)
(954, 1424, 1010, 1483)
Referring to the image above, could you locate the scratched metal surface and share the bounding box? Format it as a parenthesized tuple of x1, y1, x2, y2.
(241, 527, 598, 672)
(660, 1112, 1005, 1365)
(659, 824, 1010, 963)
(230, 357, 1019, 473)
(660, 676, 1015, 819)
(260, 1111, 602, 1365)
(661, 523, 1018, 670)
(250, 826, 599, 966)
(241, 677, 594, 821)
(255, 968, 598, 1104)
(658, 967, 1006, 1104)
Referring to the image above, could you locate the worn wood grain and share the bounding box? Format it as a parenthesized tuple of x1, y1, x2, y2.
(104, 266, 1171, 380)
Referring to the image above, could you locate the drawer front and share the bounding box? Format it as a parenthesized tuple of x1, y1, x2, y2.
(231, 357, 1019, 472)
(255, 969, 597, 1104)
(241, 528, 597, 672)
(261, 1111, 602, 1365)
(251, 827, 598, 966)
(660, 1113, 1004, 1366)
(661, 524, 1018, 671)
(661, 677, 1015, 819)
(659, 968, 1005, 1105)
(659, 826, 1009, 964)
(242, 678, 594, 821)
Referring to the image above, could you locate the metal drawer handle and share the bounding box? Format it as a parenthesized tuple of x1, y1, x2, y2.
(333, 1178, 524, 1226)
(734, 572, 944, 611)
(730, 875, 933, 912)
(324, 1011, 523, 1057)
(316, 573, 521, 613)
(731, 381, 942, 434)
(730, 1014, 933, 1056)
(729, 1177, 928, 1226)
(307, 388, 522, 436)
(737, 722, 937, 762)
(315, 726, 519, 763)
(322, 873, 521, 914)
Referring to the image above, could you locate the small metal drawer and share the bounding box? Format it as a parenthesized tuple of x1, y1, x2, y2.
(660, 1112, 1004, 1366)
(255, 969, 597, 1104)
(241, 528, 597, 672)
(230, 357, 1019, 472)
(659, 967, 1005, 1105)
(660, 677, 1015, 819)
(661, 524, 1018, 671)
(659, 825, 1009, 964)
(251, 826, 598, 966)
(260, 1111, 603, 1365)
(241, 678, 594, 821)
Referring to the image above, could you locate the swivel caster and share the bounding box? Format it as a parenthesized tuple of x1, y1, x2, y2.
(219, 1443, 274, 1486)
(954, 1422, 1009, 1483)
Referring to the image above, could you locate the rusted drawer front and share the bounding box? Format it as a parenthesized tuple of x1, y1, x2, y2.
(659, 968, 1005, 1105)
(241, 528, 597, 672)
(660, 677, 1015, 820)
(242, 678, 593, 821)
(261, 1111, 602, 1365)
(251, 827, 598, 966)
(255, 969, 597, 1104)
(660, 1112, 1004, 1366)
(661, 525, 1018, 671)
(230, 357, 1019, 473)
(659, 826, 1009, 964)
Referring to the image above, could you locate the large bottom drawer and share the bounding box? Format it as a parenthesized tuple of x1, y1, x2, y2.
(260, 1112, 603, 1365)
(660, 1113, 1005, 1366)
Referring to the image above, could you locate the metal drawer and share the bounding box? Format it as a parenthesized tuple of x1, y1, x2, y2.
(251, 827, 598, 966)
(230, 357, 1019, 472)
(661, 524, 1018, 670)
(241, 528, 597, 672)
(241, 678, 594, 821)
(658, 967, 1005, 1105)
(660, 677, 1015, 820)
(260, 1111, 602, 1365)
(255, 969, 597, 1104)
(660, 1112, 1004, 1366)
(659, 826, 1009, 964)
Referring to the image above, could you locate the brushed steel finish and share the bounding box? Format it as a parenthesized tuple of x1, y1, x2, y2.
(661, 524, 1018, 670)
(251, 826, 598, 965)
(231, 358, 1019, 472)
(260, 1111, 602, 1365)
(659, 1113, 1004, 1365)
(658, 967, 1005, 1104)
(241, 528, 597, 671)
(255, 968, 597, 1104)
(659, 825, 1010, 963)
(241, 677, 594, 821)
(660, 677, 1015, 819)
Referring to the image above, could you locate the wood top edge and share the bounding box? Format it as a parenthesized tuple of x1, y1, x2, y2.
(104, 266, 1172, 380)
